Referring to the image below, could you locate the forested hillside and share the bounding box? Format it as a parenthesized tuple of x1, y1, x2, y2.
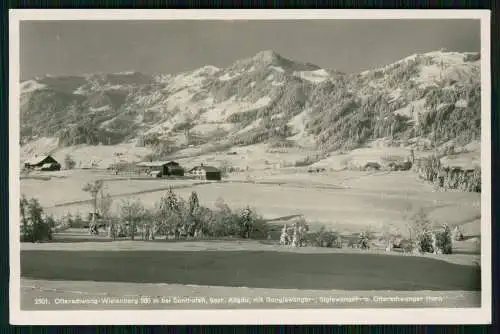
(20, 49, 481, 159)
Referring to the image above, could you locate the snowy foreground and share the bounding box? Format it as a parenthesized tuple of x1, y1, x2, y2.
(20, 239, 481, 310)
(21, 278, 480, 310)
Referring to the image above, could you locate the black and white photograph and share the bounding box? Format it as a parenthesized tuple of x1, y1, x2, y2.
(9, 10, 491, 325)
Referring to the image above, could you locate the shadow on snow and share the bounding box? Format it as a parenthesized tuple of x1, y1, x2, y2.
(21, 250, 480, 291)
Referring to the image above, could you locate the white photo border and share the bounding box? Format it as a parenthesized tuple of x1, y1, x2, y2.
(8, 9, 492, 325)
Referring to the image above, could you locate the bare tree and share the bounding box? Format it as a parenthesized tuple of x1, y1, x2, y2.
(97, 190, 114, 239)
(82, 180, 104, 215)
(141, 209, 155, 241)
(82, 180, 104, 233)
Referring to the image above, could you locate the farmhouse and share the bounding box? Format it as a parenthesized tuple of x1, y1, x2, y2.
(136, 160, 185, 177)
(24, 155, 61, 171)
(164, 161, 185, 176)
(188, 164, 222, 181)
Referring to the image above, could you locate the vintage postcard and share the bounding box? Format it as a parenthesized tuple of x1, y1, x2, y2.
(9, 9, 491, 325)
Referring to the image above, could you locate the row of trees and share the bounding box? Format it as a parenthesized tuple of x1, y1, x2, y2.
(275, 207, 455, 255)
(109, 190, 269, 241)
(78, 179, 270, 241)
(21, 187, 270, 243)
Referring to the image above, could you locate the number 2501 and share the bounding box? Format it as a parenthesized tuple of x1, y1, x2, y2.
(34, 298, 50, 305)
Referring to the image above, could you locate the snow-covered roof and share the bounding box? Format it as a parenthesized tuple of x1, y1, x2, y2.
(136, 161, 180, 168)
(24, 155, 55, 165)
(137, 161, 168, 167)
(188, 165, 220, 173)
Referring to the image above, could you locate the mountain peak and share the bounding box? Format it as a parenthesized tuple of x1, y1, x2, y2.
(233, 49, 321, 73)
(253, 49, 282, 64)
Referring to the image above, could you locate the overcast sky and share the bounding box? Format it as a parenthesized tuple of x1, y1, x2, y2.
(20, 19, 480, 80)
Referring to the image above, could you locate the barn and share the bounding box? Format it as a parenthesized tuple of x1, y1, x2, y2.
(164, 161, 185, 176)
(24, 155, 61, 171)
(188, 164, 222, 181)
(136, 161, 185, 177)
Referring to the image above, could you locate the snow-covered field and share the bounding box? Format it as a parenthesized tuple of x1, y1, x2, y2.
(20, 168, 481, 237)
(19, 166, 481, 311)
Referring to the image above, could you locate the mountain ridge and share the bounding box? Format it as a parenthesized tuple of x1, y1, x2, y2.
(20, 49, 481, 168)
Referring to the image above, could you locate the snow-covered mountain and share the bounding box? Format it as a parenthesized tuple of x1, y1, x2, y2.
(20, 49, 481, 165)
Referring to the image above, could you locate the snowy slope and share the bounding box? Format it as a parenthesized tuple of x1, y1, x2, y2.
(20, 49, 481, 166)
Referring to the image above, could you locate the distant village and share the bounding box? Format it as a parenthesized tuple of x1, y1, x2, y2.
(22, 154, 223, 181)
(22, 148, 480, 193)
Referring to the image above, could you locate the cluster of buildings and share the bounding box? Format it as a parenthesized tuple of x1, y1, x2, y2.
(136, 161, 222, 181)
(23, 154, 222, 181)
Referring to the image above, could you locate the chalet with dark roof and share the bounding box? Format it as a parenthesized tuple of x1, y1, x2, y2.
(24, 155, 61, 171)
